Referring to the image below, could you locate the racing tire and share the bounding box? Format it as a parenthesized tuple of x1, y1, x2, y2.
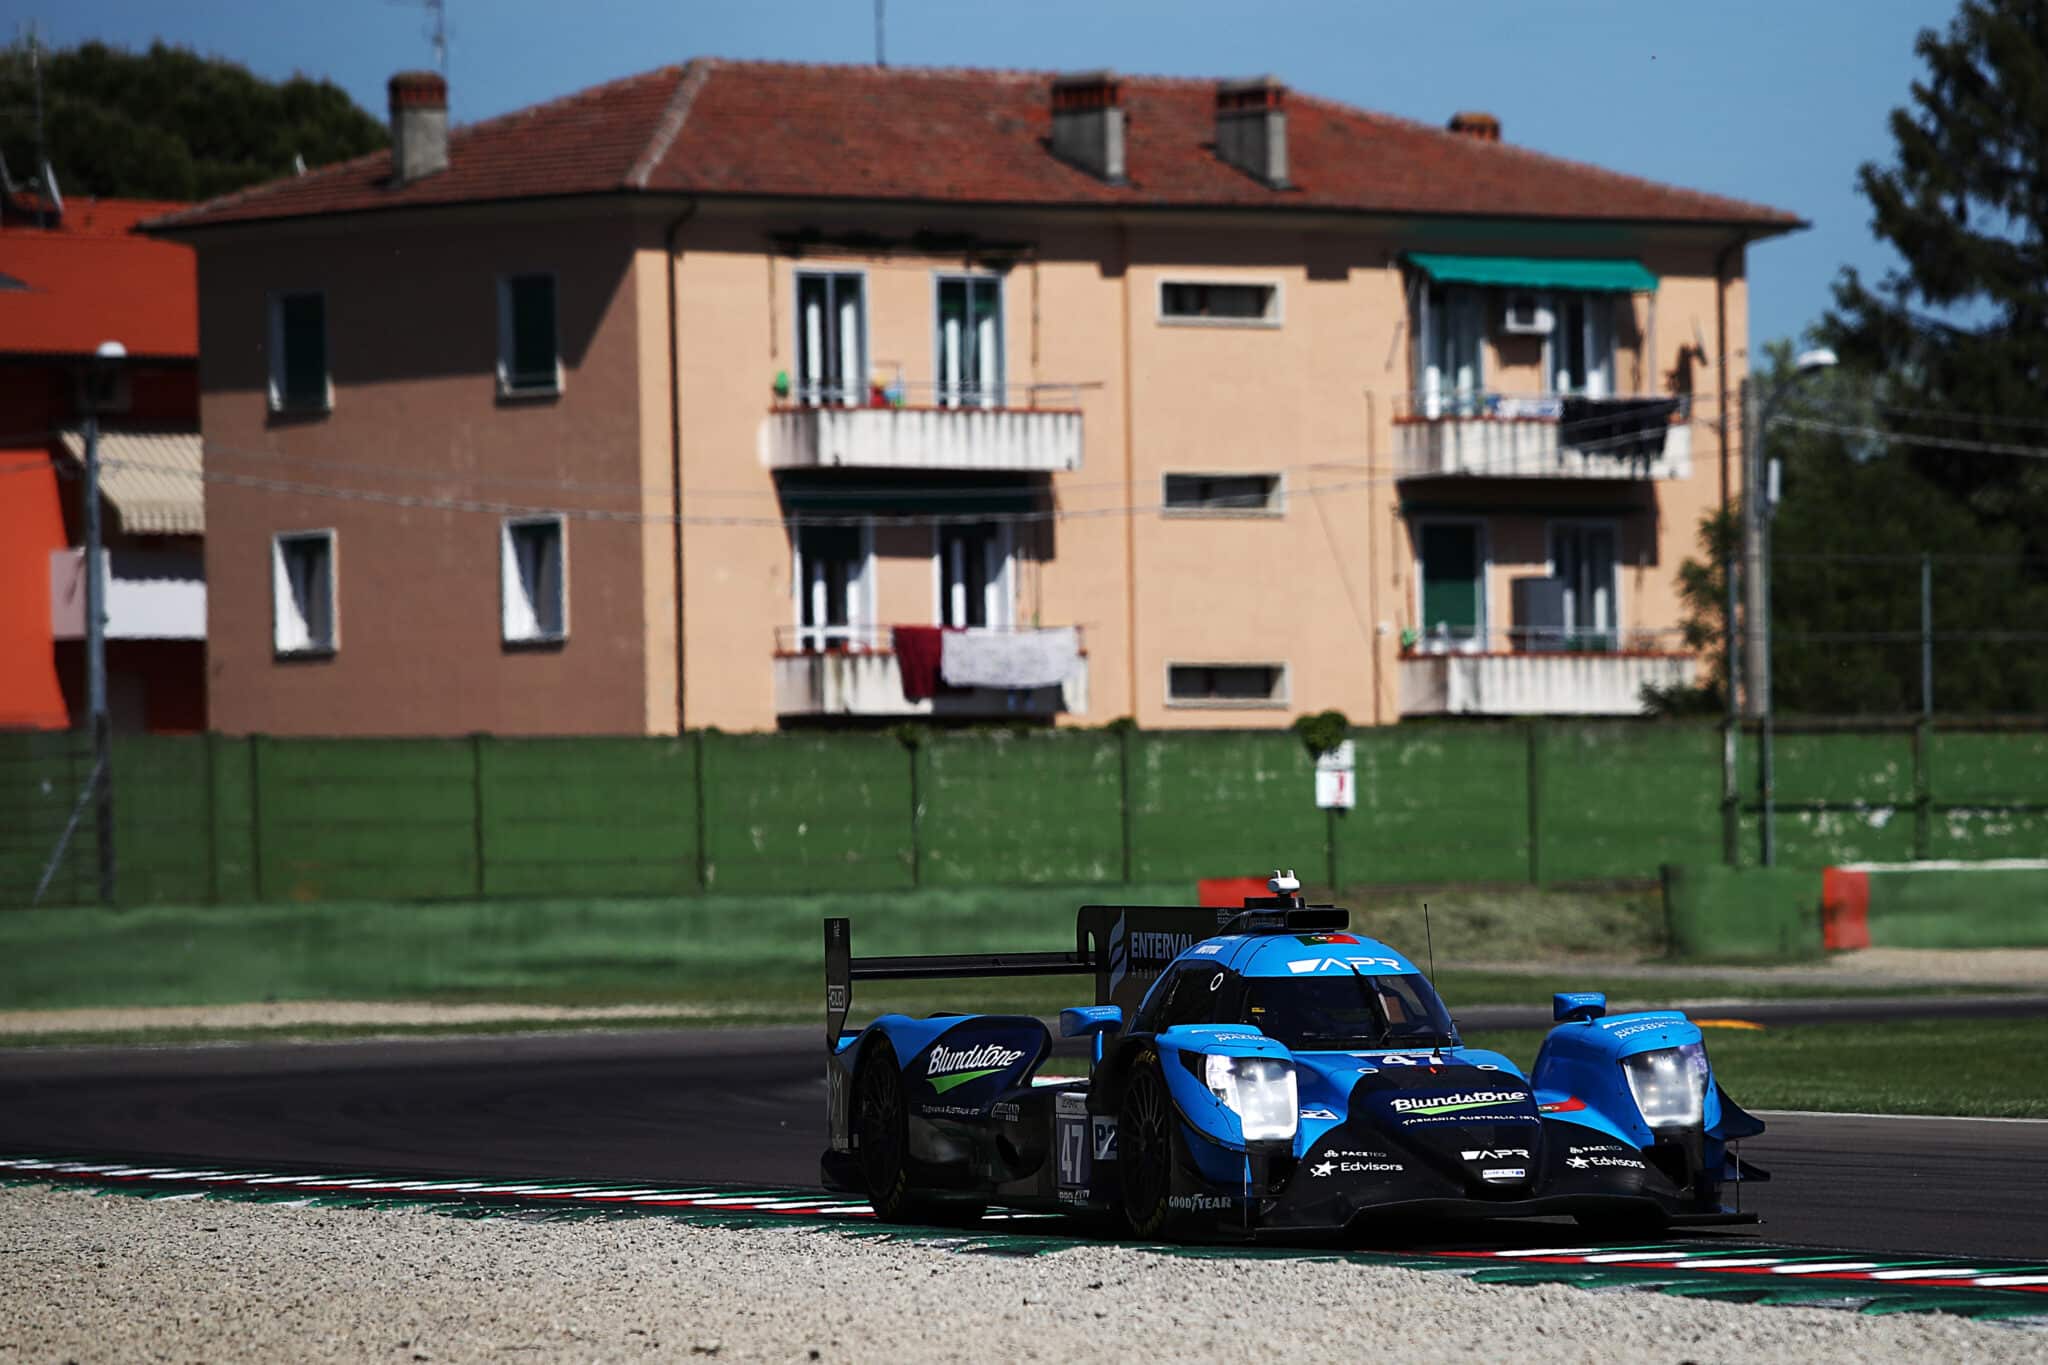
(1117, 1051, 1198, 1241)
(852, 1039, 985, 1228)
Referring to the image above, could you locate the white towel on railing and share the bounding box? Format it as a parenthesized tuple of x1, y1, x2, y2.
(940, 628, 1079, 690)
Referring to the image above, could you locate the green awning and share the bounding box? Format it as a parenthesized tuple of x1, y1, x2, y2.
(1405, 254, 1658, 293)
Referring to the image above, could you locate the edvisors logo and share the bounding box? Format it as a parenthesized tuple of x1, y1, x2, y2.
(925, 1042, 1026, 1094)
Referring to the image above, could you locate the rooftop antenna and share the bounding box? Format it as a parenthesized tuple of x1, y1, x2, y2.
(1423, 900, 1442, 1060)
(426, 0, 447, 75)
(386, 0, 450, 83)
(874, 0, 886, 67)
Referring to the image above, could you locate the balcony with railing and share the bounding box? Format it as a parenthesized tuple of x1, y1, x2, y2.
(773, 623, 1089, 719)
(1392, 391, 1694, 481)
(763, 379, 1086, 474)
(1398, 627, 1695, 716)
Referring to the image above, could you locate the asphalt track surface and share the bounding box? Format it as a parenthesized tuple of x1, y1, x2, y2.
(4, 1022, 2046, 1261)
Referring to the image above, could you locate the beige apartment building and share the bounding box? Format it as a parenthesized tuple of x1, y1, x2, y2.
(152, 61, 1799, 736)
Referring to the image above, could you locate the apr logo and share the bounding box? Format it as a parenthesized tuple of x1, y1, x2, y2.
(1288, 955, 1404, 975)
(1461, 1148, 1531, 1161)
(925, 1042, 1026, 1094)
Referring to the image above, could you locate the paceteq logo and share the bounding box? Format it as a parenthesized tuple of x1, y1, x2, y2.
(925, 1042, 1026, 1094)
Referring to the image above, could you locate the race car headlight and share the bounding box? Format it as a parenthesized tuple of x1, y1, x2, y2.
(1622, 1043, 1709, 1128)
(1203, 1055, 1298, 1142)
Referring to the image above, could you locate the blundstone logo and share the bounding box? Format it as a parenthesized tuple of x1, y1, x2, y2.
(1389, 1090, 1526, 1116)
(925, 1043, 1026, 1093)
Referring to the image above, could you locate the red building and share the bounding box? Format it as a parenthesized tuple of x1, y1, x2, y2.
(0, 195, 205, 732)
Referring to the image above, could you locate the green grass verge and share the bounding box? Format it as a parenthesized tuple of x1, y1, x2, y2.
(0, 886, 1976, 1027)
(1328, 883, 1667, 961)
(0, 886, 1190, 1013)
(1460, 1016, 2048, 1119)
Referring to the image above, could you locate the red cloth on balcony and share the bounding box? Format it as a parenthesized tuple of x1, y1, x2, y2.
(892, 625, 948, 702)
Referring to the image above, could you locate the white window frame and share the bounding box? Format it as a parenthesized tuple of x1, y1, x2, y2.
(931, 271, 1006, 409)
(1155, 277, 1284, 328)
(792, 268, 870, 407)
(496, 272, 564, 399)
(929, 522, 1016, 630)
(1545, 292, 1617, 399)
(1545, 518, 1622, 651)
(791, 518, 876, 651)
(1160, 470, 1286, 518)
(271, 528, 338, 657)
(1411, 516, 1490, 655)
(266, 289, 332, 414)
(501, 514, 569, 645)
(1415, 283, 1485, 417)
(1162, 661, 1292, 710)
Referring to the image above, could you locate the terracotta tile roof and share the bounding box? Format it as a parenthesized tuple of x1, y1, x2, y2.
(0, 199, 197, 358)
(149, 60, 1800, 233)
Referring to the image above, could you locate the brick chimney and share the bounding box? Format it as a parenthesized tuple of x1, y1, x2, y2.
(1447, 111, 1502, 143)
(389, 71, 449, 184)
(1215, 77, 1289, 188)
(1050, 71, 1126, 183)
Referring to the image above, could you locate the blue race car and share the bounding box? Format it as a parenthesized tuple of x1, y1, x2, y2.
(821, 875, 1768, 1239)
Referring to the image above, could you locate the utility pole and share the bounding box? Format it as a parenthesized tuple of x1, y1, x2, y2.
(1721, 377, 1750, 865)
(82, 391, 115, 904)
(1920, 552, 1934, 718)
(874, 0, 887, 66)
(85, 341, 125, 904)
(1740, 378, 1766, 720)
(1753, 348, 1838, 868)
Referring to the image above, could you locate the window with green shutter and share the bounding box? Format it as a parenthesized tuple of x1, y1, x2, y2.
(270, 292, 329, 412)
(500, 274, 559, 394)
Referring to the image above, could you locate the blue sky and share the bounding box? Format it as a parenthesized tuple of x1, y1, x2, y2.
(27, 0, 1956, 351)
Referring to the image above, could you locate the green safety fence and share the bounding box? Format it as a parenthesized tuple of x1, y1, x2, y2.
(8, 720, 2048, 907)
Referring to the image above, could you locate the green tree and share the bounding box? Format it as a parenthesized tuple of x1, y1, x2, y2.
(1822, 0, 2048, 560)
(1659, 347, 2048, 717)
(0, 39, 385, 201)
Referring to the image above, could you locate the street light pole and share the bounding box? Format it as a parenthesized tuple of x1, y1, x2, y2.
(1757, 347, 1838, 868)
(84, 340, 125, 904)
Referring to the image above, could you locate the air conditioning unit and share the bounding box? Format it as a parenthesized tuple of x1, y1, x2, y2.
(1501, 293, 1554, 335)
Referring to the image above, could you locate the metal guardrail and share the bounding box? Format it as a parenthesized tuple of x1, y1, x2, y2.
(778, 378, 1096, 411)
(1401, 625, 1690, 656)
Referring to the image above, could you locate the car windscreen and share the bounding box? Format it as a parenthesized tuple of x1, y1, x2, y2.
(1241, 972, 1458, 1051)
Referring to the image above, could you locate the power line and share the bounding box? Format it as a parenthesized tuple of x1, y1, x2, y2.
(97, 451, 1405, 529)
(1771, 414, 2048, 461)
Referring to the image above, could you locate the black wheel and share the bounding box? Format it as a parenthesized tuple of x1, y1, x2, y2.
(853, 1039, 985, 1227)
(1118, 1051, 1192, 1240)
(854, 1039, 914, 1219)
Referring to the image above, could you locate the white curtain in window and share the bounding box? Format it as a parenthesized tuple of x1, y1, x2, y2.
(273, 539, 311, 653)
(502, 520, 564, 642)
(838, 290, 861, 407)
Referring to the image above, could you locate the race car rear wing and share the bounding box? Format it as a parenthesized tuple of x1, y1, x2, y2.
(825, 900, 1351, 1047)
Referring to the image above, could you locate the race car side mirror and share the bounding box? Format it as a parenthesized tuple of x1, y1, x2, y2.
(1553, 992, 1607, 1023)
(1060, 1004, 1124, 1039)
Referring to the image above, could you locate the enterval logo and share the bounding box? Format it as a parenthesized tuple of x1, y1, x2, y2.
(925, 1042, 1026, 1093)
(1389, 1090, 1527, 1116)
